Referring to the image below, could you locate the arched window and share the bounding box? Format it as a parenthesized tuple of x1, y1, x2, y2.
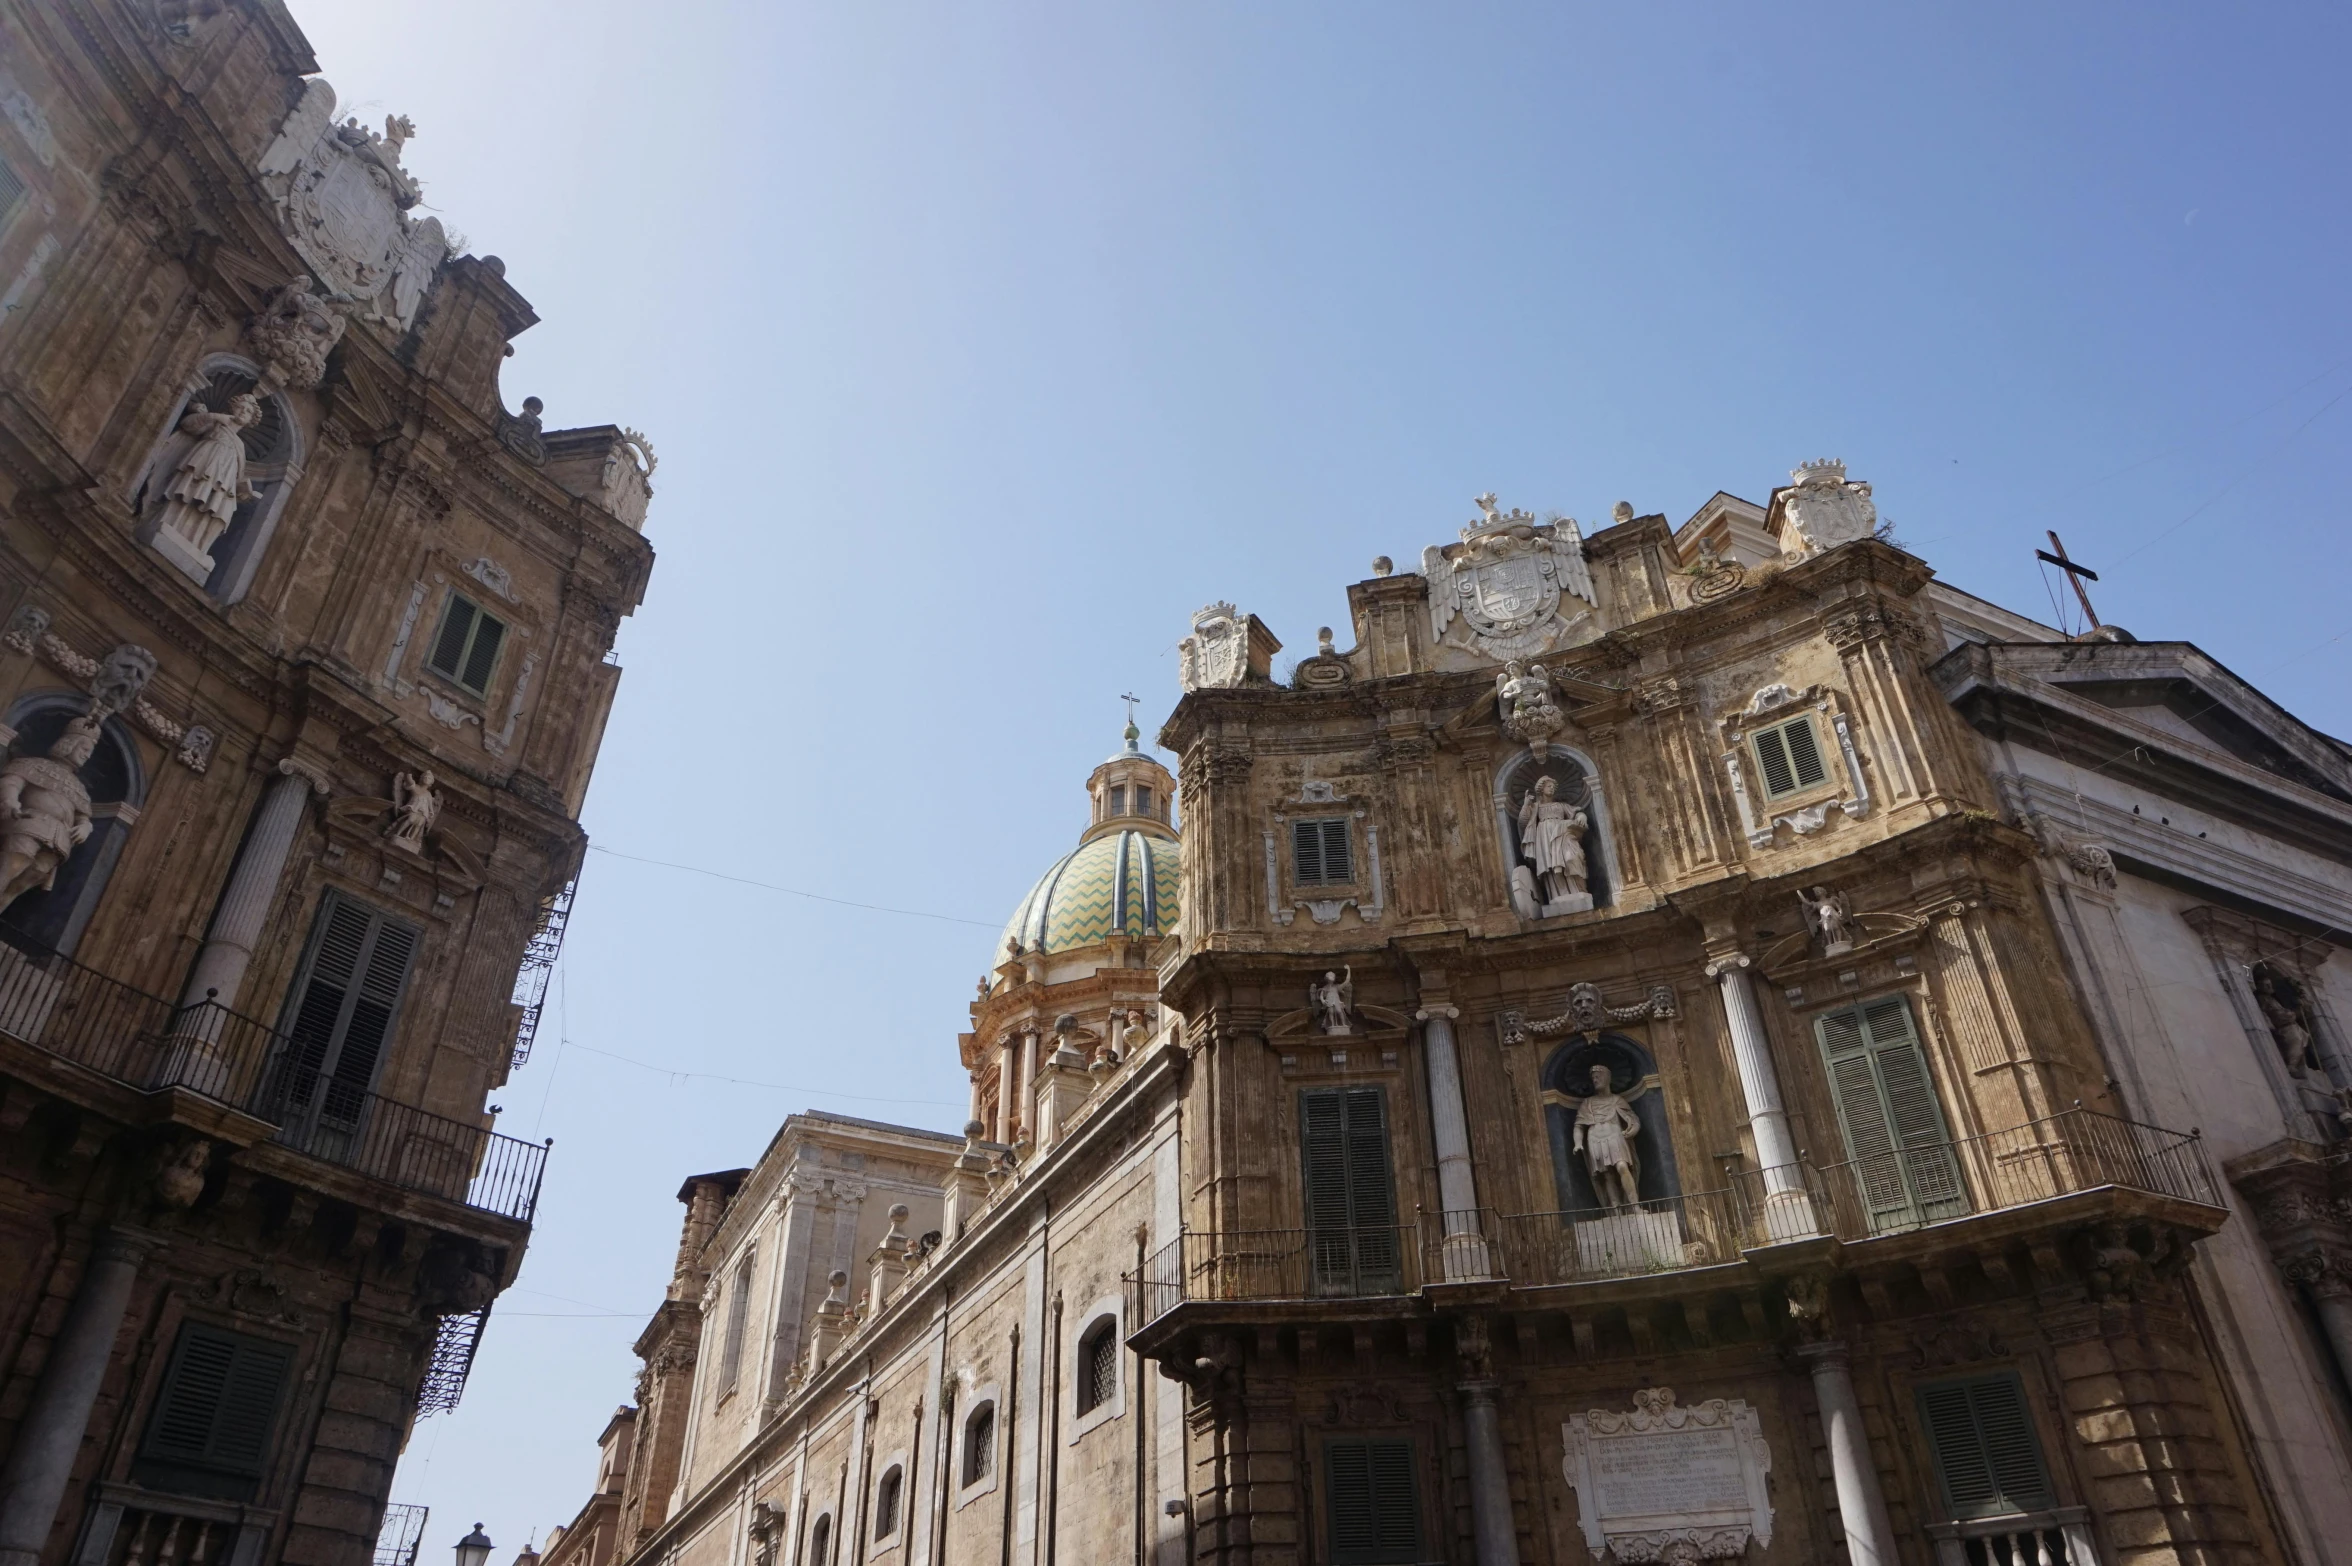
(872, 1467, 902, 1540)
(961, 1402, 995, 1486)
(0, 694, 146, 958)
(807, 1515, 832, 1566)
(1076, 1318, 1118, 1416)
(130, 356, 304, 605)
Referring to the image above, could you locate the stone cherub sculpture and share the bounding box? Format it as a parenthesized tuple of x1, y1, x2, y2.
(0, 714, 103, 912)
(1573, 1062, 1643, 1212)
(1312, 968, 1354, 1035)
(1516, 775, 1589, 909)
(154, 393, 261, 566)
(1796, 885, 1856, 952)
(387, 769, 440, 853)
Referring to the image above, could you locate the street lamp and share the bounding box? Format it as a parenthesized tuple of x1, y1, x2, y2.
(455, 1525, 494, 1566)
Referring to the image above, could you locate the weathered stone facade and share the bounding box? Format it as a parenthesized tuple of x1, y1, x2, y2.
(0, 5, 652, 1566)
(564, 496, 2334, 1566)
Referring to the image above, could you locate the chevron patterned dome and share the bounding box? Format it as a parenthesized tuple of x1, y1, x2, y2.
(1000, 826, 1178, 959)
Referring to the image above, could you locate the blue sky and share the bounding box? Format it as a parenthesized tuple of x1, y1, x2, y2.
(289, 1, 2352, 1551)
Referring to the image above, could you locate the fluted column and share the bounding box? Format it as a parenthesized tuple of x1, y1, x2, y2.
(0, 1229, 153, 1566)
(179, 760, 324, 1011)
(1418, 1005, 1492, 1279)
(1459, 1380, 1520, 1566)
(1799, 1340, 1895, 1566)
(1707, 954, 1817, 1238)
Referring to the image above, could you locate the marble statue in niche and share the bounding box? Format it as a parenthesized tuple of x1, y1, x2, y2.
(152, 393, 261, 573)
(2252, 964, 2319, 1079)
(0, 714, 100, 912)
(1518, 775, 1590, 913)
(1312, 968, 1354, 1035)
(1573, 1062, 1643, 1212)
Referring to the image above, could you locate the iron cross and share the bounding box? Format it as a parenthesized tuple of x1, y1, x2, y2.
(2035, 530, 2102, 631)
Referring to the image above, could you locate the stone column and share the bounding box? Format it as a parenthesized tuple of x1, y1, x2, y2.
(179, 761, 322, 1012)
(1797, 1340, 1895, 1566)
(1459, 1380, 1520, 1566)
(1418, 1006, 1493, 1279)
(0, 1229, 152, 1566)
(1707, 955, 1817, 1239)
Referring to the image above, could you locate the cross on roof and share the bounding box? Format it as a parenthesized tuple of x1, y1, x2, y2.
(2035, 530, 2102, 633)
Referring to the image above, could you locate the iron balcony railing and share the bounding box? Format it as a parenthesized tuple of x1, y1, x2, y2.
(0, 934, 549, 1224)
(1127, 1109, 2217, 1330)
(374, 1505, 430, 1566)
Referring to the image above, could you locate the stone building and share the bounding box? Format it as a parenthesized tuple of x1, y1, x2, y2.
(562, 471, 2347, 1566)
(0, 5, 652, 1566)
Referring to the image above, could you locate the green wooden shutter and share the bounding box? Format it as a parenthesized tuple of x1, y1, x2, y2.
(1917, 1373, 2054, 1519)
(135, 1323, 292, 1500)
(1817, 996, 1966, 1232)
(1301, 1087, 1398, 1294)
(1325, 1439, 1420, 1566)
(279, 894, 421, 1127)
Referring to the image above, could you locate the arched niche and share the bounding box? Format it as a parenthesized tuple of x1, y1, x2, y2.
(130, 353, 306, 606)
(0, 694, 147, 959)
(1540, 1032, 1681, 1213)
(1492, 745, 1616, 918)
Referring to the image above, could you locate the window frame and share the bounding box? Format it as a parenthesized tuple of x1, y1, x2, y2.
(1290, 816, 1356, 887)
(1748, 712, 1831, 801)
(423, 588, 510, 697)
(1321, 1437, 1422, 1566)
(131, 1320, 296, 1502)
(1914, 1370, 2058, 1521)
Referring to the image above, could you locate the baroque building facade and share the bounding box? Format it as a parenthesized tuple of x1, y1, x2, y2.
(563, 469, 2349, 1566)
(0, 6, 653, 1566)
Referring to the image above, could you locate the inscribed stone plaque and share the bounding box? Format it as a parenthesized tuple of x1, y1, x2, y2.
(1561, 1388, 1772, 1562)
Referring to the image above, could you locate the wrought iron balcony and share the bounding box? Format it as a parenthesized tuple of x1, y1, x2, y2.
(1126, 1109, 2220, 1334)
(0, 936, 547, 1224)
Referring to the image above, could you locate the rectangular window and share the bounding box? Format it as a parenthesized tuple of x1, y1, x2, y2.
(1750, 714, 1829, 799)
(424, 591, 508, 696)
(275, 892, 420, 1129)
(132, 1322, 293, 1501)
(1917, 1372, 2055, 1520)
(1299, 1086, 1399, 1295)
(1816, 995, 1967, 1233)
(1324, 1439, 1420, 1566)
(718, 1252, 753, 1396)
(1292, 818, 1354, 886)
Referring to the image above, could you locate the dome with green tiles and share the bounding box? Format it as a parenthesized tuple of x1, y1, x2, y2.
(998, 722, 1180, 961)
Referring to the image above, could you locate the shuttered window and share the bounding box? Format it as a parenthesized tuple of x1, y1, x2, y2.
(424, 592, 507, 696)
(1300, 1087, 1399, 1295)
(1324, 1439, 1420, 1566)
(1292, 818, 1353, 885)
(1917, 1372, 2055, 1520)
(1750, 714, 1829, 799)
(1816, 996, 1967, 1233)
(132, 1322, 293, 1501)
(717, 1252, 754, 1396)
(278, 892, 420, 1127)
(1077, 1318, 1118, 1415)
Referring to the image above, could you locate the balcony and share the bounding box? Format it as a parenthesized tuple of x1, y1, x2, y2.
(1127, 1109, 2223, 1335)
(0, 937, 547, 1224)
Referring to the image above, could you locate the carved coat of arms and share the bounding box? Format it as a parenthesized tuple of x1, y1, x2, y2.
(1423, 495, 1597, 660)
(257, 80, 447, 333)
(1178, 602, 1248, 691)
